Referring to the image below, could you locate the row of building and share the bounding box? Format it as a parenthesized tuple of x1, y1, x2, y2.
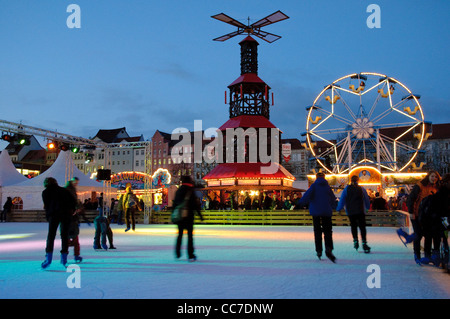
(3, 123, 450, 187)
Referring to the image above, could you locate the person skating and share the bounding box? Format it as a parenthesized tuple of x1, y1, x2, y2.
(299, 172, 337, 262)
(65, 178, 89, 263)
(172, 176, 203, 261)
(337, 175, 371, 253)
(118, 185, 141, 232)
(405, 170, 440, 265)
(94, 213, 116, 250)
(1, 197, 12, 222)
(41, 177, 77, 268)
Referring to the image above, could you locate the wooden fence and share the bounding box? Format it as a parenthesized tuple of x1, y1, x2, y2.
(5, 209, 408, 228)
(150, 209, 408, 227)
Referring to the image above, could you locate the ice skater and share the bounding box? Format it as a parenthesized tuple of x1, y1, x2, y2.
(1, 197, 12, 222)
(400, 170, 441, 264)
(299, 172, 337, 262)
(172, 176, 203, 261)
(41, 177, 77, 268)
(118, 185, 141, 232)
(337, 175, 371, 253)
(94, 213, 116, 250)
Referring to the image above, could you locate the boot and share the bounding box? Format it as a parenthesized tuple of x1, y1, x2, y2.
(75, 255, 83, 263)
(61, 253, 68, 268)
(353, 239, 359, 251)
(41, 253, 53, 269)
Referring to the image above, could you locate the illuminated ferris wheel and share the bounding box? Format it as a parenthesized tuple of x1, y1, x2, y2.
(305, 72, 429, 174)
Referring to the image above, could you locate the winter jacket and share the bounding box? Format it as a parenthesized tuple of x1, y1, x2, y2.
(407, 182, 439, 218)
(172, 184, 203, 223)
(118, 191, 141, 211)
(299, 177, 337, 217)
(336, 183, 370, 216)
(42, 184, 76, 220)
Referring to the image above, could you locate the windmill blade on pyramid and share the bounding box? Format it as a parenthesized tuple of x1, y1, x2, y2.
(211, 13, 247, 28)
(213, 30, 244, 42)
(252, 29, 282, 43)
(251, 10, 289, 28)
(212, 11, 289, 43)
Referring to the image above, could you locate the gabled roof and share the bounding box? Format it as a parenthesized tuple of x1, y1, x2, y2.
(94, 128, 129, 143)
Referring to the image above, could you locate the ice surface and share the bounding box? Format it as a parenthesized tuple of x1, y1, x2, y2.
(0, 223, 448, 299)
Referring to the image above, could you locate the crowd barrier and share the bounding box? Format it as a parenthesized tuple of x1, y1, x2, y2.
(5, 209, 410, 228)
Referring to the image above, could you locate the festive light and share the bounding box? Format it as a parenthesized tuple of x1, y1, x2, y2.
(47, 141, 57, 150)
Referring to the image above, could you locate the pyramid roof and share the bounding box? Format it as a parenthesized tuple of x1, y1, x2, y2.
(0, 150, 28, 186)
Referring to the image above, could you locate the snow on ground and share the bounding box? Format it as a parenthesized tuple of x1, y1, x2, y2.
(0, 222, 448, 299)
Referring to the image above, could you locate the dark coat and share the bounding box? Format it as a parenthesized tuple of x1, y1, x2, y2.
(336, 183, 370, 216)
(172, 184, 203, 223)
(299, 177, 337, 217)
(42, 184, 76, 220)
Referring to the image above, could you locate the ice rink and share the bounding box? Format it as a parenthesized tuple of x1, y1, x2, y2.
(0, 222, 449, 299)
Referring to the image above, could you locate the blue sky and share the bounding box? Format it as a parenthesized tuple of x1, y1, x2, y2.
(0, 0, 449, 149)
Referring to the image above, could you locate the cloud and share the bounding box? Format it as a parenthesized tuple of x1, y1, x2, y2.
(152, 62, 198, 81)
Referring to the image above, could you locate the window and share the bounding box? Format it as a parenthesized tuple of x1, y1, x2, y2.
(136, 160, 139, 167)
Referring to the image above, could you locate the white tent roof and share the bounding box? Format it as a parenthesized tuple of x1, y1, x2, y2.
(13, 150, 104, 188)
(1, 151, 104, 210)
(0, 150, 27, 186)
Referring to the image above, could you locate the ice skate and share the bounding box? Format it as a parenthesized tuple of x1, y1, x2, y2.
(60, 253, 68, 268)
(414, 254, 422, 266)
(362, 242, 371, 254)
(353, 239, 359, 251)
(317, 251, 322, 260)
(75, 255, 83, 263)
(41, 253, 52, 269)
(396, 228, 415, 247)
(420, 254, 431, 265)
(431, 250, 440, 267)
(325, 248, 336, 263)
(188, 255, 197, 262)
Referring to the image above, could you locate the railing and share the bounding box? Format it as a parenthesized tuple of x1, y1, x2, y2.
(6, 209, 410, 228)
(150, 209, 408, 227)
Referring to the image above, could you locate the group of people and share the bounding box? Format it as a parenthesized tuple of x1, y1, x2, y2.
(298, 172, 371, 263)
(203, 192, 304, 211)
(300, 170, 449, 271)
(397, 170, 450, 270)
(40, 177, 116, 268)
(38, 170, 449, 271)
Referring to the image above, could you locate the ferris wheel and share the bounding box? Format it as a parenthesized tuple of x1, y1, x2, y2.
(304, 72, 429, 174)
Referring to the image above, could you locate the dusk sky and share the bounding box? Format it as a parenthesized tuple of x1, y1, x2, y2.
(1, 0, 449, 149)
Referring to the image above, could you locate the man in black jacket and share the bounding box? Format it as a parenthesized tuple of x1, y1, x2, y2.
(41, 177, 77, 268)
(173, 176, 203, 261)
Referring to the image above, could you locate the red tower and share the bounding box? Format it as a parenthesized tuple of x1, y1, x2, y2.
(204, 12, 296, 193)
